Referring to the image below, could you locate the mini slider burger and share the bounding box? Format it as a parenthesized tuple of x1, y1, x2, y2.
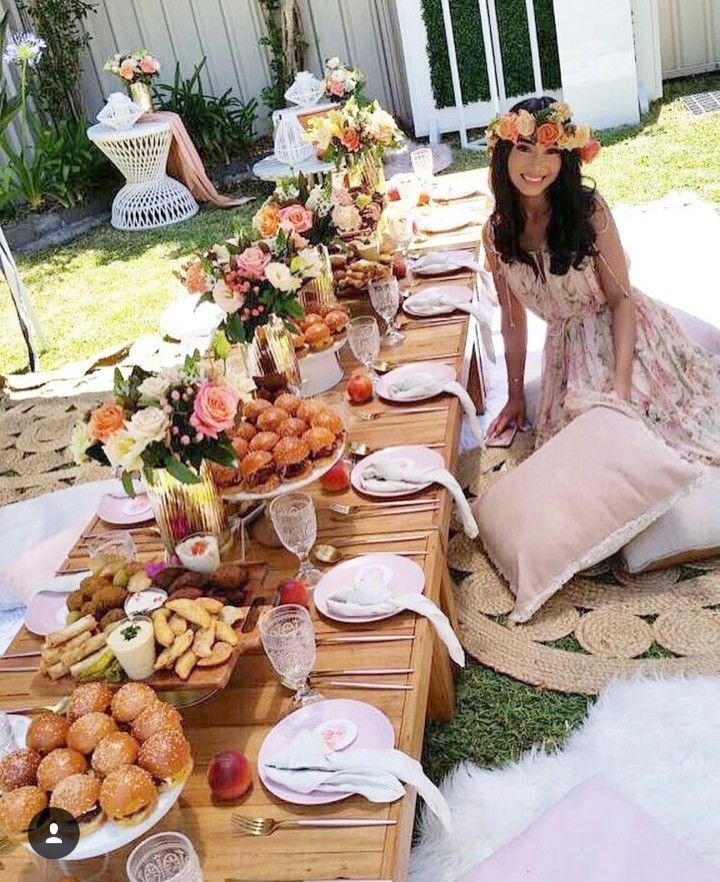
(26, 713, 70, 754)
(99, 765, 157, 827)
(240, 450, 279, 494)
(303, 426, 338, 462)
(0, 786, 47, 838)
(110, 682, 157, 724)
(304, 322, 332, 352)
(273, 436, 312, 482)
(67, 712, 117, 756)
(138, 729, 193, 791)
(91, 732, 139, 777)
(36, 748, 88, 791)
(66, 682, 113, 722)
(131, 701, 182, 744)
(50, 773, 104, 836)
(242, 398, 272, 423)
(0, 749, 42, 795)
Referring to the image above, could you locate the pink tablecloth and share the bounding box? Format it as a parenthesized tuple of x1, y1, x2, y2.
(458, 776, 720, 882)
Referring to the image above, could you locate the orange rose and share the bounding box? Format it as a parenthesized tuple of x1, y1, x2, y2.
(580, 138, 601, 163)
(184, 261, 210, 294)
(496, 115, 519, 143)
(535, 121, 561, 147)
(341, 127, 361, 152)
(89, 403, 125, 442)
(252, 204, 280, 238)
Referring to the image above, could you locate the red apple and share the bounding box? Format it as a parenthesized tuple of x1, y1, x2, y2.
(347, 372, 373, 404)
(387, 184, 400, 201)
(208, 750, 252, 800)
(320, 460, 350, 493)
(392, 255, 407, 280)
(277, 578, 310, 608)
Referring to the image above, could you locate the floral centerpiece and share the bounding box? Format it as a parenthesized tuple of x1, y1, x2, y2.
(180, 229, 325, 347)
(104, 50, 160, 111)
(252, 175, 338, 247)
(303, 97, 403, 192)
(324, 57, 365, 102)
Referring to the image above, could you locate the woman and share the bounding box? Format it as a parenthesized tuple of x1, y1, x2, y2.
(484, 96, 720, 466)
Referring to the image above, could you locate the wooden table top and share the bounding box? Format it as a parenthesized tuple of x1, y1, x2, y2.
(0, 181, 491, 882)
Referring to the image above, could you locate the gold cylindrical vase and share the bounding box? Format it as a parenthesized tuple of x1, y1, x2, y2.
(129, 81, 154, 112)
(143, 460, 230, 555)
(299, 245, 336, 311)
(246, 315, 301, 396)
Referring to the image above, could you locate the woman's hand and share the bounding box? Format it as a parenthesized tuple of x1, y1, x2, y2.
(486, 395, 526, 439)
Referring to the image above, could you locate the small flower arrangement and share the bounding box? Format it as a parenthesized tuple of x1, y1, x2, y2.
(71, 355, 247, 489)
(180, 230, 324, 346)
(252, 174, 341, 247)
(104, 50, 160, 85)
(485, 100, 601, 162)
(324, 56, 365, 102)
(304, 96, 403, 171)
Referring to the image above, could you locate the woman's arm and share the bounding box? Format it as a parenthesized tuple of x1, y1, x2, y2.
(483, 225, 529, 436)
(592, 197, 637, 400)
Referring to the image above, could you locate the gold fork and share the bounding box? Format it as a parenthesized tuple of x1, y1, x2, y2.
(232, 816, 396, 836)
(1, 697, 69, 716)
(355, 405, 448, 422)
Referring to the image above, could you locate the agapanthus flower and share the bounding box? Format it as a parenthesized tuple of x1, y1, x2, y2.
(4, 31, 46, 68)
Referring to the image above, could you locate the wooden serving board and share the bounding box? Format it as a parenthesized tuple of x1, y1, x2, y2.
(56, 513, 165, 575)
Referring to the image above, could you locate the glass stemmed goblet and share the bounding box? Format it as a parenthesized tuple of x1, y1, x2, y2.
(259, 604, 322, 705)
(369, 277, 405, 346)
(347, 315, 381, 382)
(269, 492, 323, 587)
(411, 146, 434, 192)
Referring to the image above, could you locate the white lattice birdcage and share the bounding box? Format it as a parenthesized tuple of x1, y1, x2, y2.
(284, 71, 325, 107)
(96, 92, 144, 131)
(273, 113, 314, 166)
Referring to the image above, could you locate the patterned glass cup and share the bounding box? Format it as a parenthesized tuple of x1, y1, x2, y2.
(269, 492, 323, 586)
(347, 315, 381, 381)
(126, 832, 203, 882)
(369, 276, 405, 346)
(411, 147, 434, 184)
(260, 604, 322, 704)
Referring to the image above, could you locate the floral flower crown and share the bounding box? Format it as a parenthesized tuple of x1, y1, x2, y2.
(485, 101, 601, 163)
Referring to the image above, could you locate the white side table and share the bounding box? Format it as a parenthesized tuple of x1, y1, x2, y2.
(88, 121, 198, 230)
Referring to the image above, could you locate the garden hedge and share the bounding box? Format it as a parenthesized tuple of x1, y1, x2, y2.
(420, 0, 561, 108)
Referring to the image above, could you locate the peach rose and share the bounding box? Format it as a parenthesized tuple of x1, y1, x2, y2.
(341, 127, 361, 152)
(184, 261, 211, 294)
(535, 121, 561, 147)
(139, 56, 158, 75)
(235, 246, 270, 281)
(89, 403, 125, 442)
(253, 204, 280, 238)
(278, 204, 314, 234)
(496, 115, 519, 143)
(190, 382, 240, 439)
(515, 109, 536, 139)
(580, 138, 601, 163)
(328, 78, 345, 97)
(119, 59, 136, 81)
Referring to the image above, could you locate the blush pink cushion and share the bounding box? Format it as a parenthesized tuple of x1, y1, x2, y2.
(474, 406, 703, 622)
(457, 776, 720, 882)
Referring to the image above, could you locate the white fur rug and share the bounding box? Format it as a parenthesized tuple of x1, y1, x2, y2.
(411, 676, 720, 882)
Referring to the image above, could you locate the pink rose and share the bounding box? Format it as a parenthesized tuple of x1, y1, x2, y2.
(234, 246, 270, 281)
(119, 59, 136, 81)
(278, 204, 314, 234)
(189, 382, 240, 439)
(328, 79, 345, 97)
(139, 56, 159, 75)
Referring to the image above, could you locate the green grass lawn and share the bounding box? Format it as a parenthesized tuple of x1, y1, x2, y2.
(1, 73, 719, 783)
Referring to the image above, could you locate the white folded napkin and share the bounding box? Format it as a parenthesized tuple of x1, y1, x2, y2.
(407, 289, 486, 323)
(388, 373, 484, 445)
(410, 250, 481, 276)
(326, 568, 465, 666)
(264, 729, 452, 831)
(358, 456, 478, 538)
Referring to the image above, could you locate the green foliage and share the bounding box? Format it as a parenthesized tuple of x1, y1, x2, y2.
(155, 59, 258, 167)
(15, 0, 98, 126)
(420, 0, 561, 109)
(257, 0, 306, 113)
(0, 13, 22, 138)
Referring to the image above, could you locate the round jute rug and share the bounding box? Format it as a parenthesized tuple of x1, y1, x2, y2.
(0, 394, 107, 506)
(450, 440, 720, 695)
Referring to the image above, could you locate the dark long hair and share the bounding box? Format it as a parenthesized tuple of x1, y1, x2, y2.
(488, 96, 597, 276)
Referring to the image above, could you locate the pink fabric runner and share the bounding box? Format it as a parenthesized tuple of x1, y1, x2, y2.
(144, 110, 251, 209)
(458, 776, 720, 882)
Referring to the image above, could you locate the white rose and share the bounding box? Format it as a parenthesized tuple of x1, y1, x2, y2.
(326, 56, 340, 70)
(332, 204, 362, 233)
(104, 430, 147, 474)
(212, 278, 242, 314)
(160, 366, 182, 386)
(127, 406, 168, 445)
(70, 421, 91, 464)
(265, 261, 302, 293)
(297, 247, 324, 279)
(212, 244, 231, 265)
(138, 375, 170, 401)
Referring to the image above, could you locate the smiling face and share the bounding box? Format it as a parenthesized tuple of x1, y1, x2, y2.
(507, 140, 562, 198)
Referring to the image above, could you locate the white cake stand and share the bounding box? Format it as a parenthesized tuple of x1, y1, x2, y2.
(297, 335, 347, 397)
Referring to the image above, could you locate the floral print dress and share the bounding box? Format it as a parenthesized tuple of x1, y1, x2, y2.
(488, 232, 720, 466)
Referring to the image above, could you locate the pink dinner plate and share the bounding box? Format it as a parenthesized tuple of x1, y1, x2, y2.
(402, 284, 473, 317)
(351, 445, 445, 498)
(24, 590, 72, 636)
(258, 699, 395, 805)
(375, 362, 456, 403)
(314, 552, 426, 624)
(97, 493, 154, 526)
